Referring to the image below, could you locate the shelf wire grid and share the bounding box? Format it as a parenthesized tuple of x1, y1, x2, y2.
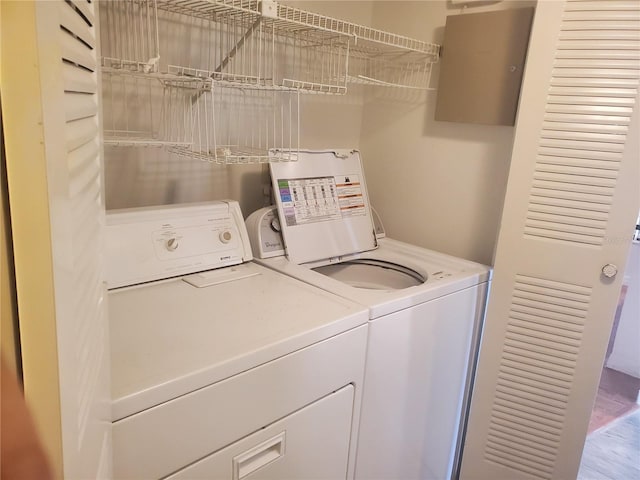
(167, 84, 300, 164)
(100, 0, 161, 74)
(99, 0, 440, 161)
(154, 1, 439, 90)
(101, 0, 440, 91)
(274, 2, 440, 90)
(155, 0, 352, 94)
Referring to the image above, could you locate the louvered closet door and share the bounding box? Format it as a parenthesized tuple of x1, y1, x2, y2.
(2, 1, 110, 478)
(460, 1, 639, 480)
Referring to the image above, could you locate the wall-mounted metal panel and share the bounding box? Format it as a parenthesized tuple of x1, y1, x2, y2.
(435, 7, 534, 126)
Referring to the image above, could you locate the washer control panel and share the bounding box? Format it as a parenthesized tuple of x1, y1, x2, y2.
(106, 201, 252, 289)
(245, 206, 286, 259)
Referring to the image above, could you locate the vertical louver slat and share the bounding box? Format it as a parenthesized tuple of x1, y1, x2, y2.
(65, 92, 99, 122)
(563, 1, 640, 12)
(484, 273, 592, 480)
(63, 63, 97, 94)
(60, 28, 96, 72)
(68, 141, 100, 197)
(57, 0, 106, 458)
(68, 0, 95, 25)
(60, 0, 94, 47)
(71, 179, 101, 230)
(523, 0, 640, 247)
(66, 117, 100, 151)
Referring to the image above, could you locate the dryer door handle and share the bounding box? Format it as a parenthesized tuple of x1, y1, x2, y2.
(233, 432, 286, 480)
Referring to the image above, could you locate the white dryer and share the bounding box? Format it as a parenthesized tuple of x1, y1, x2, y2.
(246, 150, 491, 480)
(106, 200, 369, 480)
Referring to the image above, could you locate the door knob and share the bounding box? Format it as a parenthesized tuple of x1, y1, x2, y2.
(602, 264, 618, 278)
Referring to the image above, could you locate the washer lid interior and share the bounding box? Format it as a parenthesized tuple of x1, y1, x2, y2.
(270, 150, 377, 265)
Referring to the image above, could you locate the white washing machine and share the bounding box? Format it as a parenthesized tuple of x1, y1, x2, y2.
(105, 200, 369, 480)
(246, 150, 491, 480)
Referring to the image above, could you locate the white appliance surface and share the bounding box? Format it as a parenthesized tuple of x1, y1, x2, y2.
(248, 150, 491, 480)
(253, 233, 490, 480)
(107, 200, 369, 479)
(109, 261, 367, 420)
(165, 385, 355, 480)
(261, 236, 490, 319)
(106, 201, 253, 289)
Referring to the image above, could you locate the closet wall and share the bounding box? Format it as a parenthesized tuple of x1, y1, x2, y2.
(102, 0, 533, 266)
(361, 0, 535, 266)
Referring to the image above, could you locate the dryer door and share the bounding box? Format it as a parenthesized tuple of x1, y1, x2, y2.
(166, 385, 354, 480)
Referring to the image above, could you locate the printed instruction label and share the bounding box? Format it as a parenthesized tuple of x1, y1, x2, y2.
(278, 175, 366, 226)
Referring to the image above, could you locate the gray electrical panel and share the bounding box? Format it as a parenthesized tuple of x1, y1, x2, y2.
(435, 7, 534, 126)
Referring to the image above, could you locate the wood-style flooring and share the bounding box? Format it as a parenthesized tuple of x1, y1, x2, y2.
(578, 409, 640, 480)
(579, 283, 639, 480)
(589, 367, 640, 434)
(588, 285, 639, 434)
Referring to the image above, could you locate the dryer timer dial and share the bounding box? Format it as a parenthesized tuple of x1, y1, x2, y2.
(165, 237, 179, 251)
(219, 230, 232, 244)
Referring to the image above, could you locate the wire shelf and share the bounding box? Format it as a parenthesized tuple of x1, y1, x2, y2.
(155, 0, 261, 21)
(101, 0, 440, 91)
(169, 146, 296, 164)
(274, 3, 439, 56)
(274, 2, 439, 90)
(103, 136, 192, 148)
(102, 71, 161, 146)
(153, 1, 439, 91)
(102, 70, 299, 161)
(166, 84, 300, 164)
(100, 0, 161, 74)
(99, 1, 439, 163)
(347, 50, 437, 90)
(102, 70, 206, 148)
(154, 0, 351, 94)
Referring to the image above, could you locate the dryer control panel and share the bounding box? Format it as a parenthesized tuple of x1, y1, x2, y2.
(106, 201, 252, 289)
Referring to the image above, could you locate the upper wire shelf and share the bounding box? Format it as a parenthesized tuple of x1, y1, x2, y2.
(152, 1, 440, 56)
(101, 1, 440, 92)
(273, 2, 440, 90)
(99, 0, 440, 163)
(274, 3, 439, 57)
(155, 0, 351, 94)
(150, 0, 440, 91)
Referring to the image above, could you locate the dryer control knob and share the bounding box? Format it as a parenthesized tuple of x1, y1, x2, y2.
(166, 237, 179, 251)
(219, 230, 232, 244)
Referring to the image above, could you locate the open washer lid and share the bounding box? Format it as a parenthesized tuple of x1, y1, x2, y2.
(270, 150, 378, 265)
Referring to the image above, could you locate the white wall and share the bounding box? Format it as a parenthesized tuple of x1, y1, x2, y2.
(361, 0, 535, 266)
(607, 242, 640, 378)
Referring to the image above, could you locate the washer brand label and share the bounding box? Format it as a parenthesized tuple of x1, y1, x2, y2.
(264, 240, 283, 253)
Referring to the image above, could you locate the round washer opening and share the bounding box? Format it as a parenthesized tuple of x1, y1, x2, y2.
(313, 259, 427, 290)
